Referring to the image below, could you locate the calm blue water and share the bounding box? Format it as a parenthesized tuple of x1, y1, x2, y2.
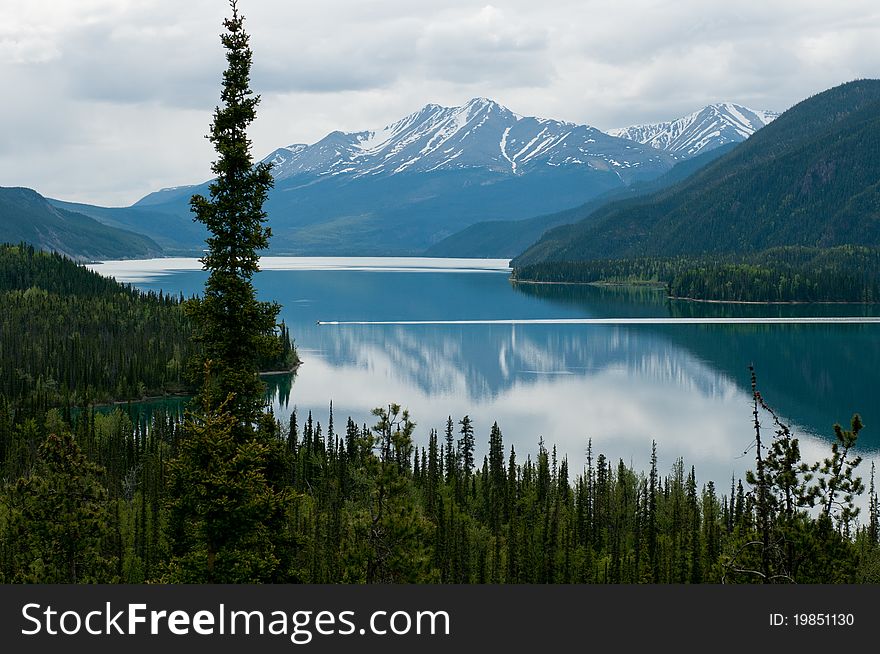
(89, 257, 880, 491)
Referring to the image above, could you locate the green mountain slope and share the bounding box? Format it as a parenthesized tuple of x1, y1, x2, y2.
(48, 198, 207, 255)
(425, 144, 736, 258)
(0, 187, 163, 260)
(514, 80, 880, 268)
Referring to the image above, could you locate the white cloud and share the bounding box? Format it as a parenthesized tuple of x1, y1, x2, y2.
(414, 4, 553, 86)
(0, 0, 878, 204)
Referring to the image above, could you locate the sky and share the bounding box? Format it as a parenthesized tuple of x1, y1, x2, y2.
(1, 0, 878, 206)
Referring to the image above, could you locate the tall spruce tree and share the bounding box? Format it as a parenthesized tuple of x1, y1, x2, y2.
(458, 415, 475, 476)
(167, 0, 290, 583)
(186, 0, 280, 423)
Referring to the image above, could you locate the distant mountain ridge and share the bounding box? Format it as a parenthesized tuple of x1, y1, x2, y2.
(17, 97, 778, 258)
(48, 198, 207, 254)
(132, 98, 679, 255)
(261, 97, 671, 181)
(514, 80, 880, 268)
(608, 103, 778, 157)
(0, 187, 162, 260)
(417, 100, 779, 259)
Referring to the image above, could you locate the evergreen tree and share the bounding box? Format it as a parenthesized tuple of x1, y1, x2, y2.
(702, 481, 720, 581)
(7, 431, 117, 583)
(444, 416, 456, 484)
(354, 405, 433, 583)
(458, 415, 475, 477)
(185, 0, 280, 424)
(488, 421, 506, 523)
(869, 463, 879, 545)
(647, 440, 658, 581)
(686, 466, 702, 583)
(811, 415, 865, 536)
(166, 405, 287, 582)
(166, 0, 291, 583)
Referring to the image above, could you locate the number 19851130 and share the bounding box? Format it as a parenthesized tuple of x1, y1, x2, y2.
(770, 613, 855, 627)
(796, 613, 853, 626)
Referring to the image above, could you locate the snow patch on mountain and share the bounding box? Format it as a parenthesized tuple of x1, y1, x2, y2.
(608, 103, 779, 157)
(262, 99, 672, 182)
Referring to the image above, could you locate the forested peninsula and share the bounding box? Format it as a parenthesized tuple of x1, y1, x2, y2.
(512, 246, 880, 303)
(0, 243, 298, 408)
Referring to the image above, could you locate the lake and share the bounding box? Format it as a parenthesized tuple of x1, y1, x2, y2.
(88, 257, 880, 496)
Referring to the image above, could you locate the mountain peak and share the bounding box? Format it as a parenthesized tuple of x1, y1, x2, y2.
(608, 103, 779, 157)
(464, 96, 498, 109)
(263, 99, 671, 181)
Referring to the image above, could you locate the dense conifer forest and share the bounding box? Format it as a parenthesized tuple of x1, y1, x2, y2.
(0, 243, 298, 408)
(513, 246, 880, 302)
(1, 398, 878, 583)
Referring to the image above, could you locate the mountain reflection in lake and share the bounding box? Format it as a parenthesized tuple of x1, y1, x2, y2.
(90, 258, 880, 495)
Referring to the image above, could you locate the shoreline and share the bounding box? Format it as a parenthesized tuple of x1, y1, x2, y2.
(512, 278, 880, 305)
(87, 391, 192, 409)
(667, 295, 880, 306)
(511, 279, 667, 289)
(83, 363, 301, 408)
(258, 362, 302, 376)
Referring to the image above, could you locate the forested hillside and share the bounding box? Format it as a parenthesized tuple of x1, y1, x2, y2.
(515, 80, 880, 268)
(49, 198, 207, 255)
(0, 244, 297, 408)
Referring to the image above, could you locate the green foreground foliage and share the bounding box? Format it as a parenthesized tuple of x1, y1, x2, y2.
(513, 245, 880, 302)
(0, 398, 877, 583)
(0, 243, 192, 407)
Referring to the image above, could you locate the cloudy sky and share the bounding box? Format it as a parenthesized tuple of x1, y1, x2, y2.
(2, 0, 878, 206)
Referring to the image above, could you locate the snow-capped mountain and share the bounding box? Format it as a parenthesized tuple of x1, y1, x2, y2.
(136, 99, 771, 256)
(262, 98, 671, 182)
(608, 103, 779, 157)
